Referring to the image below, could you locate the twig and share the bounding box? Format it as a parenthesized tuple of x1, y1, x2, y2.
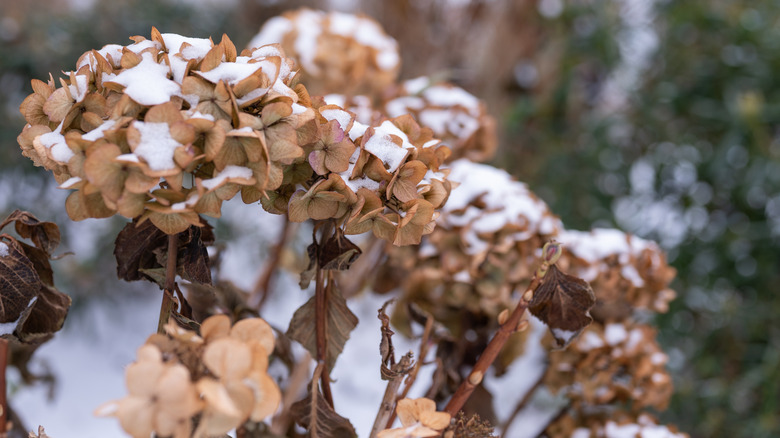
(315, 266, 334, 407)
(386, 314, 434, 428)
(370, 353, 414, 438)
(0, 338, 8, 431)
(443, 275, 542, 416)
(157, 232, 179, 334)
(270, 351, 312, 435)
(250, 214, 292, 310)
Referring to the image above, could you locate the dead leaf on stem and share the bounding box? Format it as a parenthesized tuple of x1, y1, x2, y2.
(114, 217, 214, 287)
(528, 264, 596, 349)
(290, 365, 357, 438)
(286, 285, 358, 371)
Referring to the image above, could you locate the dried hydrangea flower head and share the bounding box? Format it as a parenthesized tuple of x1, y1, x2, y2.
(546, 412, 689, 438)
(557, 229, 677, 321)
(95, 344, 202, 438)
(277, 100, 453, 246)
(384, 159, 562, 333)
(98, 315, 280, 437)
(18, 28, 314, 234)
(384, 77, 497, 163)
(248, 9, 400, 96)
(377, 397, 451, 438)
(544, 320, 674, 413)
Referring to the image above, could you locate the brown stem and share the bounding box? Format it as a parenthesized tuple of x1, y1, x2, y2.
(386, 315, 434, 428)
(315, 265, 334, 407)
(443, 275, 542, 416)
(370, 358, 411, 438)
(270, 351, 312, 435)
(157, 232, 178, 334)
(0, 338, 8, 432)
(250, 215, 292, 310)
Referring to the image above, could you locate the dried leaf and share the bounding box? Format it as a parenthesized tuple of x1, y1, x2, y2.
(528, 264, 596, 349)
(290, 377, 357, 438)
(319, 229, 362, 271)
(0, 236, 40, 327)
(115, 218, 213, 287)
(15, 284, 71, 345)
(287, 286, 358, 371)
(0, 210, 61, 255)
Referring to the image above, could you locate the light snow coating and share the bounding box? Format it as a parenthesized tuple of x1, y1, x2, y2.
(441, 159, 562, 255)
(105, 52, 181, 106)
(0, 241, 9, 257)
(160, 33, 213, 60)
(129, 121, 182, 171)
(68, 74, 89, 103)
(201, 165, 254, 190)
(604, 414, 687, 438)
(385, 80, 483, 140)
(197, 59, 263, 85)
(36, 122, 74, 164)
(320, 108, 353, 131)
(363, 121, 414, 172)
(58, 176, 82, 189)
(81, 120, 117, 142)
(558, 228, 655, 287)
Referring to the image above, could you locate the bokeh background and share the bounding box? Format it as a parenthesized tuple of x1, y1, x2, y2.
(1, 0, 778, 437)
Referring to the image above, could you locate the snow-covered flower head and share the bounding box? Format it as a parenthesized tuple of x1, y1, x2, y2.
(248, 9, 400, 96)
(18, 29, 314, 234)
(385, 78, 497, 163)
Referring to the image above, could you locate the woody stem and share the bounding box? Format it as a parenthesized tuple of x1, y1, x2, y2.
(157, 232, 178, 334)
(0, 338, 7, 430)
(251, 214, 292, 310)
(443, 275, 542, 416)
(315, 263, 334, 407)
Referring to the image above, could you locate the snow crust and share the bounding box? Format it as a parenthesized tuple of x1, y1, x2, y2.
(0, 241, 8, 257)
(105, 52, 181, 106)
(37, 122, 74, 164)
(0, 297, 38, 336)
(130, 121, 182, 171)
(201, 165, 253, 190)
(558, 228, 655, 287)
(442, 160, 562, 254)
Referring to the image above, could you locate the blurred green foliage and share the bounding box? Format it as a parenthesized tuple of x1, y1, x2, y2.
(506, 1, 780, 437)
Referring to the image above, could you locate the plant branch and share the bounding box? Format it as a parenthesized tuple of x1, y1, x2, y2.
(157, 232, 178, 334)
(250, 214, 292, 310)
(386, 314, 434, 428)
(369, 353, 414, 438)
(271, 351, 312, 435)
(315, 265, 334, 407)
(0, 338, 8, 431)
(443, 275, 542, 416)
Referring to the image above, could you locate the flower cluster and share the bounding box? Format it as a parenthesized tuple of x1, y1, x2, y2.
(546, 413, 688, 438)
(248, 8, 400, 96)
(378, 398, 451, 438)
(97, 315, 280, 437)
(279, 101, 453, 246)
(385, 78, 497, 163)
(557, 229, 677, 320)
(18, 29, 315, 234)
(384, 159, 562, 332)
(544, 321, 673, 412)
